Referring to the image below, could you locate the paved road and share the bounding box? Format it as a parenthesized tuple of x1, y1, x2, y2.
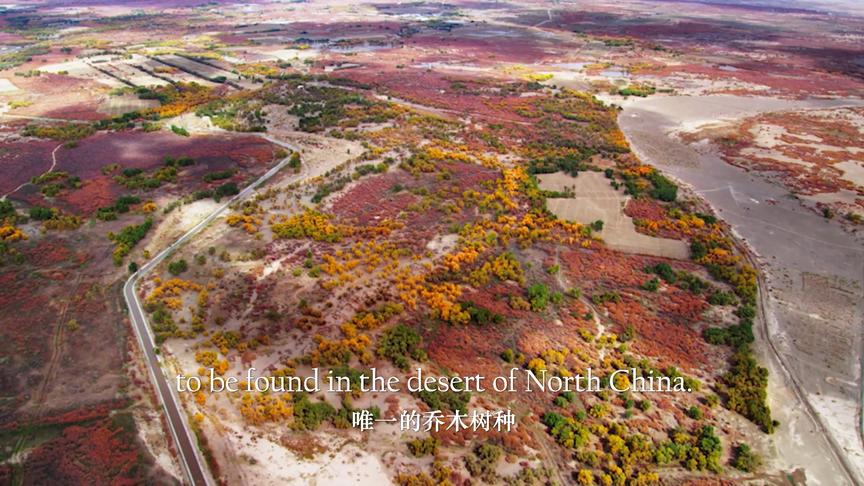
(123, 135, 300, 485)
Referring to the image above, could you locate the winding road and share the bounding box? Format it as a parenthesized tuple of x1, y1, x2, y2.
(123, 134, 301, 486)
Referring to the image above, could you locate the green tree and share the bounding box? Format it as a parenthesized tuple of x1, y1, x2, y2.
(377, 324, 426, 370)
(168, 259, 188, 275)
(732, 443, 761, 472)
(289, 152, 301, 170)
(527, 283, 550, 311)
(687, 405, 702, 419)
(214, 182, 239, 201)
(29, 206, 55, 221)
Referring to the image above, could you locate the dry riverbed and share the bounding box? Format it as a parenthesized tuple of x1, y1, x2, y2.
(617, 94, 864, 485)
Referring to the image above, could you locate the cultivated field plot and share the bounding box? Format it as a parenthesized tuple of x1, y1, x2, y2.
(91, 57, 169, 87)
(137, 57, 218, 87)
(154, 54, 255, 89)
(96, 94, 160, 116)
(39, 60, 127, 89)
(155, 55, 230, 80)
(131, 58, 207, 86)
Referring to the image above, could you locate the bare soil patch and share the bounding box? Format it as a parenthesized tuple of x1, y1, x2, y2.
(537, 171, 689, 259)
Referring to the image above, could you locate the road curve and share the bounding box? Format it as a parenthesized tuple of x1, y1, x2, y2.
(124, 135, 299, 485)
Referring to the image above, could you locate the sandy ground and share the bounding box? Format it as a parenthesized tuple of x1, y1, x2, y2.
(0, 78, 20, 93)
(267, 48, 320, 64)
(838, 160, 864, 188)
(135, 406, 183, 481)
(687, 108, 864, 209)
(619, 94, 864, 485)
(166, 112, 218, 134)
(143, 197, 222, 259)
(264, 109, 364, 183)
(214, 421, 392, 486)
(537, 171, 690, 259)
(97, 94, 160, 116)
(138, 126, 368, 484)
(426, 233, 458, 257)
(613, 95, 864, 133)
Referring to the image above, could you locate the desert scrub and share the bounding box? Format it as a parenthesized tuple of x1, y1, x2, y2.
(108, 218, 152, 265)
(377, 324, 426, 370)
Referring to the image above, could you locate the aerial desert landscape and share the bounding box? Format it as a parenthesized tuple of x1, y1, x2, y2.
(0, 0, 862, 485)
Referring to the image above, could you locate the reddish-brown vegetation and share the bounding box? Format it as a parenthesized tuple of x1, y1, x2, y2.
(14, 405, 153, 486)
(9, 130, 277, 215)
(5, 73, 107, 121)
(0, 137, 57, 195)
(604, 297, 710, 371)
(55, 131, 274, 181)
(718, 108, 864, 197)
(330, 172, 419, 224)
(561, 248, 722, 371)
(624, 198, 667, 223)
